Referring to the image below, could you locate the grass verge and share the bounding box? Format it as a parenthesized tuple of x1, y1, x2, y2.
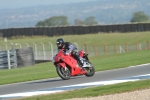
(19, 79, 150, 100)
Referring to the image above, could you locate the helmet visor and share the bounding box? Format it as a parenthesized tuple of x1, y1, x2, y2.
(56, 42, 62, 47)
(56, 41, 60, 44)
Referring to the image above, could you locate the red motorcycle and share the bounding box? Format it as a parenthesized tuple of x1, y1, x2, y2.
(53, 49, 95, 80)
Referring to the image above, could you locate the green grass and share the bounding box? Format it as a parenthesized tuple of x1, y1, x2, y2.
(19, 79, 150, 100)
(93, 50, 150, 71)
(0, 62, 58, 85)
(0, 50, 150, 85)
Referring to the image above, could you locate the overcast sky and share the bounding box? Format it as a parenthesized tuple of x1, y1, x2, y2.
(0, 0, 95, 9)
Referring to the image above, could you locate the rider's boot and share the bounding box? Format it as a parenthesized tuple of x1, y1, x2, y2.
(80, 57, 91, 67)
(79, 58, 87, 67)
(77, 57, 83, 67)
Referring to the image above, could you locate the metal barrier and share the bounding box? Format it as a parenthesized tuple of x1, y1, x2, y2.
(0, 50, 17, 69)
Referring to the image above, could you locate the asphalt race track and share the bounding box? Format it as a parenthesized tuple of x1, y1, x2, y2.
(0, 63, 150, 99)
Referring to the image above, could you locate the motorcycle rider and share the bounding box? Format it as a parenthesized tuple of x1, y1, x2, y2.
(56, 38, 86, 67)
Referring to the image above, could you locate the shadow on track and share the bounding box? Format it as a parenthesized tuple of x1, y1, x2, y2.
(27, 75, 86, 84)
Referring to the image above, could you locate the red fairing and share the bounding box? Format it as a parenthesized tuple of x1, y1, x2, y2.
(54, 49, 86, 76)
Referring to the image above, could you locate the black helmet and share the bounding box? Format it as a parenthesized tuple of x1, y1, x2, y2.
(56, 38, 65, 48)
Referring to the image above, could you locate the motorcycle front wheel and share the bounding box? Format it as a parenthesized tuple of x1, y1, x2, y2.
(84, 61, 95, 77)
(85, 66, 95, 77)
(56, 65, 71, 80)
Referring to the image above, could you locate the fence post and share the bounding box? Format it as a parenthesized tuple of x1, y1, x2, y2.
(148, 41, 150, 50)
(4, 38, 11, 69)
(147, 41, 150, 50)
(139, 44, 142, 51)
(94, 44, 98, 56)
(11, 42, 15, 49)
(41, 42, 46, 60)
(17, 43, 22, 49)
(119, 46, 125, 53)
(33, 42, 37, 60)
(115, 43, 118, 54)
(84, 43, 88, 54)
(49, 42, 53, 60)
(125, 43, 128, 52)
(136, 42, 139, 51)
(104, 44, 107, 55)
(7, 50, 11, 69)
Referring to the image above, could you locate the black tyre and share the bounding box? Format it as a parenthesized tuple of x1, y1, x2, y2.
(56, 65, 71, 80)
(85, 66, 95, 77)
(84, 61, 95, 77)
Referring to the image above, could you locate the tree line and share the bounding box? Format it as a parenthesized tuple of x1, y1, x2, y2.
(36, 11, 150, 27)
(36, 16, 98, 27)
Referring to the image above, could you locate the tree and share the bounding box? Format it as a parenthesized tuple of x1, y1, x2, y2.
(36, 16, 69, 26)
(84, 16, 98, 25)
(130, 11, 149, 23)
(36, 21, 44, 26)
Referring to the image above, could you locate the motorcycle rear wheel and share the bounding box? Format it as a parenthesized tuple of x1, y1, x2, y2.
(56, 65, 71, 80)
